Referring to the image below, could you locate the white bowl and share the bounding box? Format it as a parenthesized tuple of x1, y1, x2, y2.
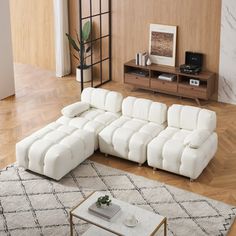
(123, 218, 138, 227)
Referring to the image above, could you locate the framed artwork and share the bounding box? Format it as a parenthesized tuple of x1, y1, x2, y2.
(149, 24, 177, 67)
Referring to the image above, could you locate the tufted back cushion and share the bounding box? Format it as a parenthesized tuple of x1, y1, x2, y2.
(122, 96, 167, 125)
(81, 87, 123, 113)
(168, 104, 216, 132)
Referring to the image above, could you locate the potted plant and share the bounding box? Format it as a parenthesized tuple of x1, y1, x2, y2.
(66, 21, 92, 82)
(96, 195, 112, 208)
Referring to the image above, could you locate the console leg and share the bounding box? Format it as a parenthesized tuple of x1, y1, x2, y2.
(152, 167, 157, 173)
(138, 163, 142, 167)
(195, 98, 201, 106)
(105, 153, 108, 158)
(190, 178, 194, 182)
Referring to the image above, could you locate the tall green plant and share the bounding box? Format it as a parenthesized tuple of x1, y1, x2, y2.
(66, 21, 91, 69)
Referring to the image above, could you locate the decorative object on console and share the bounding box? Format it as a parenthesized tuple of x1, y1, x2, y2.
(146, 57, 152, 66)
(189, 79, 200, 86)
(149, 24, 177, 66)
(180, 51, 203, 75)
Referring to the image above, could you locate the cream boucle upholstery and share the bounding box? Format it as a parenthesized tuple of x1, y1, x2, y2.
(147, 105, 218, 179)
(99, 96, 167, 164)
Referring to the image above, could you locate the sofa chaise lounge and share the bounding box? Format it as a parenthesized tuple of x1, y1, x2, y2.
(16, 87, 123, 180)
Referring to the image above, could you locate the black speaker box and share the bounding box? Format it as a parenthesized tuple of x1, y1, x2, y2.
(185, 51, 203, 68)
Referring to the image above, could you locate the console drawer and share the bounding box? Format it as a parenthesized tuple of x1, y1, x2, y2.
(124, 73, 150, 87)
(178, 84, 207, 99)
(151, 79, 177, 93)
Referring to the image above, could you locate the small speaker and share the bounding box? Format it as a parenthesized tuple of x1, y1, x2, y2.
(185, 51, 203, 68)
(189, 79, 200, 86)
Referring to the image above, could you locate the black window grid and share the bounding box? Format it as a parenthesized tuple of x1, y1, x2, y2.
(78, 0, 112, 91)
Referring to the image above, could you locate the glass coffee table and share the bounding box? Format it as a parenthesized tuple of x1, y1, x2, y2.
(70, 191, 167, 236)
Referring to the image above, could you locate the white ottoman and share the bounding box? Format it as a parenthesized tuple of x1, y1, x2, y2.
(16, 122, 94, 180)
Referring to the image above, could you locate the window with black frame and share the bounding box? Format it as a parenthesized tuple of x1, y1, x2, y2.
(79, 0, 112, 91)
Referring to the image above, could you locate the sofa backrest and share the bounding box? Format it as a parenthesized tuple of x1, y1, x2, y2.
(122, 96, 167, 125)
(81, 87, 123, 113)
(168, 104, 216, 132)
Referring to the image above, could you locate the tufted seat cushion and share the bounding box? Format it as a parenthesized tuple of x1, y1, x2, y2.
(16, 122, 94, 180)
(99, 97, 167, 164)
(147, 105, 218, 179)
(57, 109, 120, 150)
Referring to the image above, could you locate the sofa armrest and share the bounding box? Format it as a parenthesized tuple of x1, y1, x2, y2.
(184, 129, 211, 149)
(61, 102, 90, 118)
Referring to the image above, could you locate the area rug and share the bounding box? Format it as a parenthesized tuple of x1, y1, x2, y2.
(0, 160, 235, 236)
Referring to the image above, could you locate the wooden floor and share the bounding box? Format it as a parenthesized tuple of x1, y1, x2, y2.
(0, 64, 235, 234)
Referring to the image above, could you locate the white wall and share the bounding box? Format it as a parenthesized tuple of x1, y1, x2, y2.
(0, 0, 15, 100)
(219, 0, 236, 105)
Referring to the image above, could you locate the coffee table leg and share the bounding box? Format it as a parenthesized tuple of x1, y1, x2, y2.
(70, 213, 73, 236)
(164, 218, 167, 236)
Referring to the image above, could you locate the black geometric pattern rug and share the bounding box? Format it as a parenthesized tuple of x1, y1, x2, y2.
(0, 160, 235, 236)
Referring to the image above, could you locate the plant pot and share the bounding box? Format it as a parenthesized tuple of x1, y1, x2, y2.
(76, 67, 91, 82)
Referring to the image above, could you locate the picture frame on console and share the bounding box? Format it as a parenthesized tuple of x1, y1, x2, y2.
(149, 24, 177, 67)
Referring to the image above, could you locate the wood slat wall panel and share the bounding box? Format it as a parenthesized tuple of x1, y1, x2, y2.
(9, 0, 55, 70)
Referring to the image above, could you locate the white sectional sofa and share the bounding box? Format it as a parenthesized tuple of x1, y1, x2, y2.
(147, 104, 218, 180)
(16, 87, 218, 181)
(99, 96, 167, 165)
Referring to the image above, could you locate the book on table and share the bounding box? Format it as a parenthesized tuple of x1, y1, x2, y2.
(158, 73, 176, 82)
(88, 203, 121, 221)
(136, 52, 148, 66)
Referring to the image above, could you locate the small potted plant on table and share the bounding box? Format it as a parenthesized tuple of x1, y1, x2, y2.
(66, 21, 92, 82)
(96, 195, 112, 208)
